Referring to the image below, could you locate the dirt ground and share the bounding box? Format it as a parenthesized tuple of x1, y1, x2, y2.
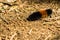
(0, 0, 60, 40)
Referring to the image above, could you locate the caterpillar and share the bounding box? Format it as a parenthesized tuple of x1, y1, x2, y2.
(27, 9, 52, 21)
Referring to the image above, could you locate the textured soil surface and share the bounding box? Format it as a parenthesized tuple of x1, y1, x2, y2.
(0, 0, 60, 40)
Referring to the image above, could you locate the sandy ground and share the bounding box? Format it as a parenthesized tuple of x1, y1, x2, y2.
(0, 0, 60, 40)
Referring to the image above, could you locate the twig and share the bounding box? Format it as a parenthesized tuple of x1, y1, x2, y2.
(0, 2, 12, 6)
(0, 2, 17, 6)
(43, 16, 60, 21)
(45, 34, 52, 40)
(28, 29, 32, 35)
(10, 32, 17, 40)
(0, 16, 9, 24)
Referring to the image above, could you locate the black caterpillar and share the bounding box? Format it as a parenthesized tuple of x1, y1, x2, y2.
(27, 9, 52, 21)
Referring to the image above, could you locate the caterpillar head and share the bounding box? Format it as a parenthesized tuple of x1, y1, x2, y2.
(46, 9, 52, 16)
